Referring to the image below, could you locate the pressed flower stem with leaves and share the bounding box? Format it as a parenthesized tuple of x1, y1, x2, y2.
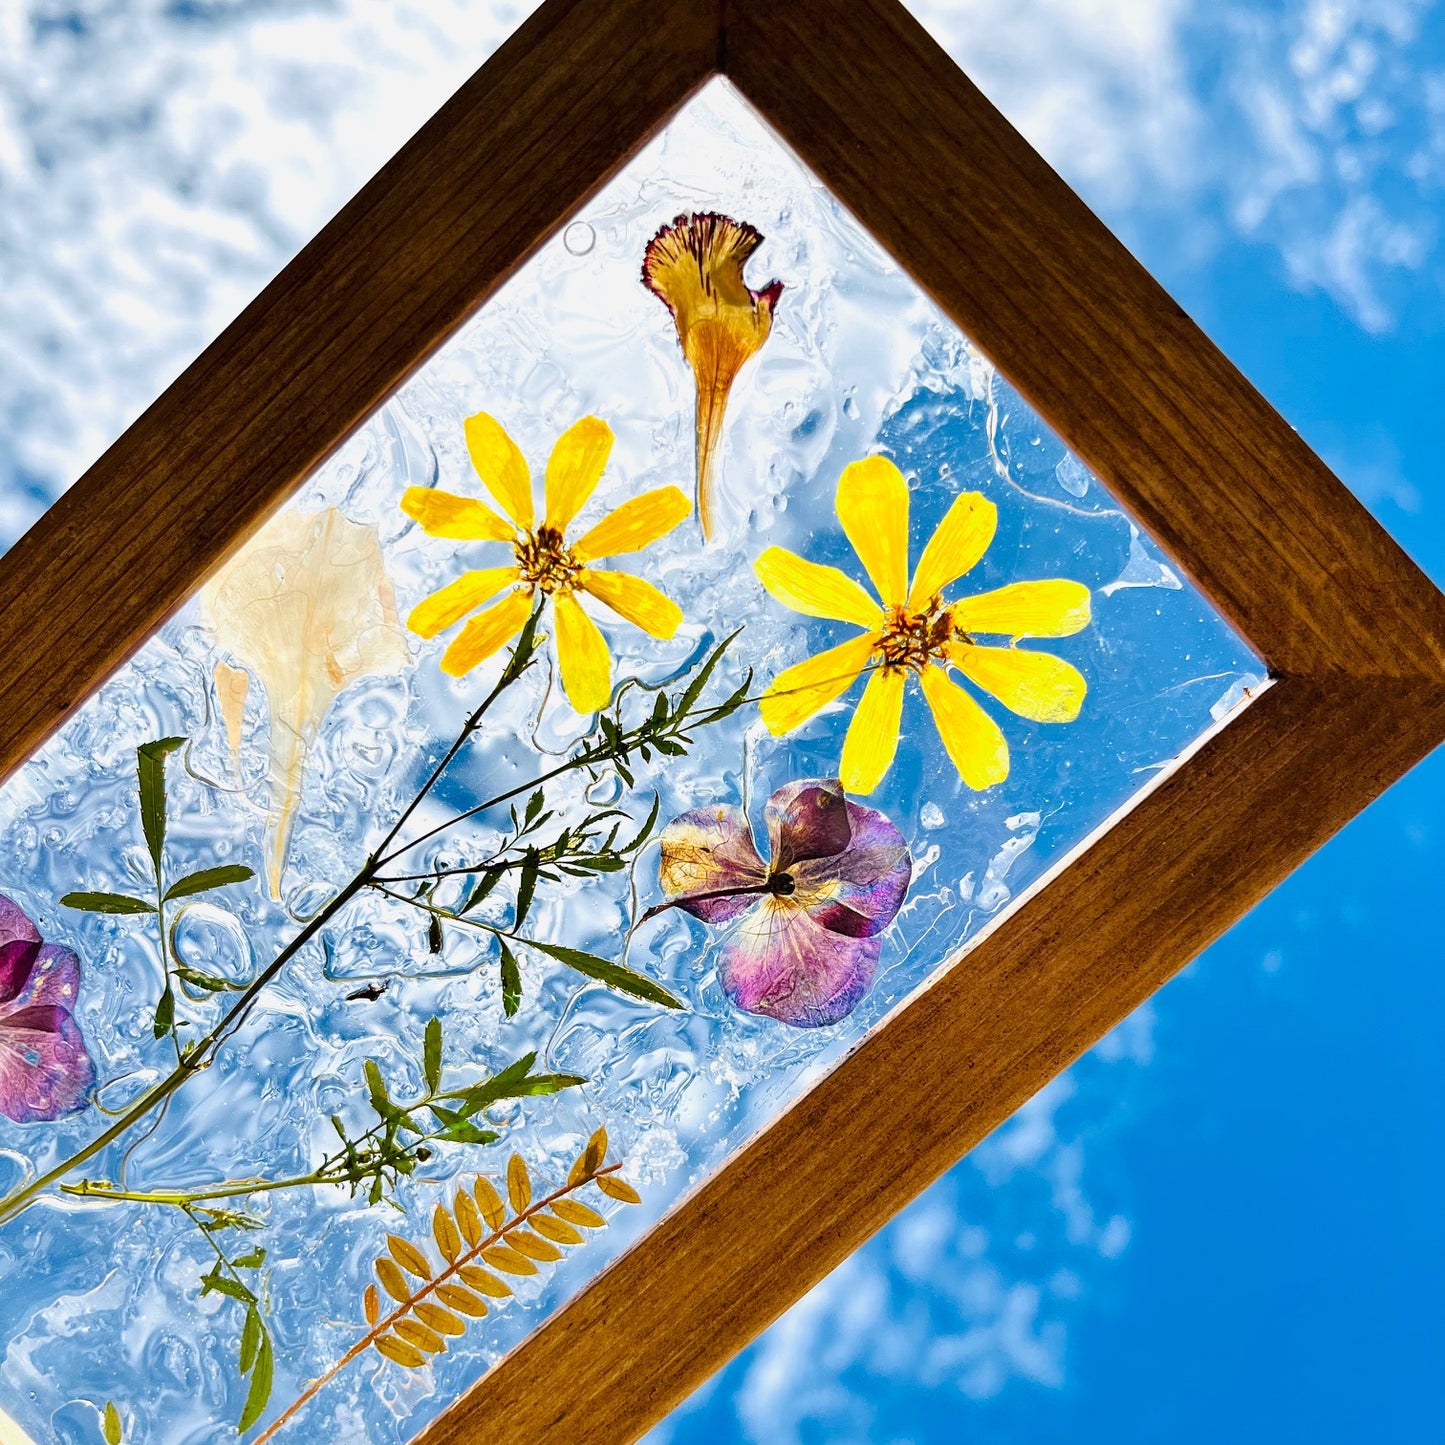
(253, 1135, 640, 1444)
(0, 618, 747, 1228)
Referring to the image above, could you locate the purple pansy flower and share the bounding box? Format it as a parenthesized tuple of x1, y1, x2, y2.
(0, 892, 95, 1124)
(656, 779, 911, 1028)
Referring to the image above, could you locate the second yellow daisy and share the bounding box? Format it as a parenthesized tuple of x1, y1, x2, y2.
(755, 456, 1091, 795)
(402, 413, 691, 711)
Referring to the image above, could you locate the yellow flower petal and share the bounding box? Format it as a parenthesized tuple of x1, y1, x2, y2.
(836, 456, 910, 607)
(545, 416, 613, 532)
(401, 487, 516, 542)
(440, 588, 532, 677)
(578, 569, 682, 639)
(759, 633, 876, 736)
(917, 664, 1009, 790)
(753, 547, 883, 629)
(407, 568, 521, 639)
(572, 486, 690, 562)
(464, 412, 534, 529)
(839, 666, 906, 795)
(950, 643, 1086, 723)
(907, 492, 997, 608)
(951, 579, 1092, 638)
(553, 592, 613, 712)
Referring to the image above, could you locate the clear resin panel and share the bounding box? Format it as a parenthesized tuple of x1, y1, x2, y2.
(0, 80, 1262, 1444)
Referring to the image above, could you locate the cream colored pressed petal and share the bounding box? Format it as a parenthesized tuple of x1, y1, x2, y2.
(464, 412, 534, 529)
(951, 643, 1087, 723)
(753, 546, 883, 629)
(917, 664, 1010, 790)
(553, 592, 613, 713)
(907, 491, 998, 608)
(758, 634, 876, 736)
(572, 485, 691, 561)
(578, 568, 683, 639)
(544, 415, 613, 532)
(951, 579, 1092, 638)
(439, 588, 532, 678)
(407, 568, 521, 639)
(400, 486, 516, 542)
(836, 455, 910, 607)
(201, 507, 409, 899)
(839, 666, 906, 795)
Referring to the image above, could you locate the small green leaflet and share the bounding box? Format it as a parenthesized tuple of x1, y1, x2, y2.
(513, 850, 540, 930)
(524, 939, 682, 1008)
(103, 1402, 123, 1445)
(364, 1059, 396, 1121)
(238, 1324, 274, 1432)
(239, 1307, 262, 1374)
(59, 891, 155, 915)
(423, 1017, 443, 1094)
(136, 736, 185, 875)
(153, 987, 175, 1040)
(164, 864, 254, 902)
(499, 938, 522, 1018)
(175, 964, 234, 994)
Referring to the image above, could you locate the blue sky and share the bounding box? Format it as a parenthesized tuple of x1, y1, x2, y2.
(1, 3, 1441, 1442)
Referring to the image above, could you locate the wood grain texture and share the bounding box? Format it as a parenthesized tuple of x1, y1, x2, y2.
(0, 0, 716, 784)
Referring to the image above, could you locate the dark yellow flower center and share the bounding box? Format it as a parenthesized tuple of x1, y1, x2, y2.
(515, 525, 582, 595)
(875, 603, 957, 673)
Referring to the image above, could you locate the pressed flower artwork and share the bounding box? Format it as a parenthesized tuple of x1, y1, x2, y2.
(0, 81, 1263, 1445)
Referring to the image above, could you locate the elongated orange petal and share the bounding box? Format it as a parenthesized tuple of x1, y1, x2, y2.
(907, 492, 997, 608)
(407, 568, 521, 639)
(572, 486, 690, 562)
(553, 592, 613, 712)
(837, 456, 910, 607)
(839, 666, 906, 795)
(754, 547, 883, 629)
(917, 664, 1009, 789)
(464, 412, 534, 529)
(759, 633, 876, 736)
(951, 579, 1092, 638)
(950, 643, 1086, 723)
(401, 487, 515, 542)
(440, 588, 532, 677)
(545, 416, 613, 532)
(578, 569, 682, 639)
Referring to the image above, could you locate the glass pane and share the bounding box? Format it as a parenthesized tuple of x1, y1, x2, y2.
(0, 79, 1261, 1443)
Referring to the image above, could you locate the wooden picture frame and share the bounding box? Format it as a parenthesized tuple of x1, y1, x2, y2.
(2, 1, 1442, 1441)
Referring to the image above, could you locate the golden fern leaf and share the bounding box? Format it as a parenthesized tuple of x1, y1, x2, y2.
(436, 1283, 489, 1318)
(506, 1153, 531, 1213)
(551, 1198, 607, 1229)
(459, 1264, 512, 1298)
(455, 1187, 482, 1248)
(506, 1228, 562, 1263)
(363, 1284, 381, 1325)
(531, 1212, 585, 1246)
(597, 1174, 642, 1204)
(414, 1302, 466, 1337)
(387, 1233, 433, 1281)
(481, 1243, 538, 1276)
(433, 1204, 462, 1263)
(394, 1318, 446, 1355)
(375, 1257, 411, 1304)
(374, 1334, 427, 1369)
(474, 1175, 506, 1230)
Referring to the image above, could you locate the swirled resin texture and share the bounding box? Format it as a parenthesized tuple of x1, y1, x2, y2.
(0, 81, 1261, 1443)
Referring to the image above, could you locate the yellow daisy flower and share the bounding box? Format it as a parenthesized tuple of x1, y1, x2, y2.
(754, 456, 1092, 795)
(401, 413, 691, 712)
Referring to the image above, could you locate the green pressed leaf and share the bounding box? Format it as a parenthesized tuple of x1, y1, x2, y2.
(153, 987, 175, 1040)
(238, 1307, 262, 1373)
(427, 914, 444, 955)
(423, 1017, 443, 1094)
(621, 794, 661, 855)
(199, 1271, 254, 1304)
(676, 631, 738, 717)
(513, 851, 539, 931)
(237, 1327, 273, 1432)
(364, 1059, 395, 1120)
(59, 891, 155, 915)
(102, 1401, 123, 1445)
(459, 866, 504, 915)
(232, 1248, 266, 1270)
(175, 965, 231, 993)
(524, 939, 682, 1009)
(524, 788, 544, 825)
(136, 736, 185, 876)
(164, 864, 254, 902)
(498, 939, 521, 1019)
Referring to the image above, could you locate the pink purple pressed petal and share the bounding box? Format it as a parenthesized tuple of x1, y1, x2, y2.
(0, 893, 42, 1005)
(657, 804, 768, 923)
(765, 779, 854, 871)
(0, 1002, 96, 1123)
(718, 897, 878, 1029)
(792, 799, 911, 939)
